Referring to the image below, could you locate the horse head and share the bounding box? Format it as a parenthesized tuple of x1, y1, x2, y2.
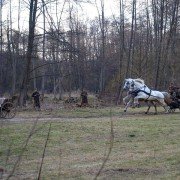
(123, 78, 133, 90)
(123, 78, 144, 90)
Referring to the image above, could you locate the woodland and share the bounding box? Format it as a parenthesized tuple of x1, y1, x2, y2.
(0, 1, 180, 179)
(0, 0, 180, 105)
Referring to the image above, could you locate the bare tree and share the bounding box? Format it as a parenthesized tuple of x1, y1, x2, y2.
(126, 0, 136, 77)
(19, 0, 38, 106)
(95, 0, 106, 95)
(116, 0, 126, 104)
(41, 0, 46, 97)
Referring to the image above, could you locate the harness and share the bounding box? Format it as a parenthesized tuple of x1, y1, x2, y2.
(130, 85, 152, 100)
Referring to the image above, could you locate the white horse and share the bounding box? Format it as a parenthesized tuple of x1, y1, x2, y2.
(123, 78, 140, 107)
(123, 78, 169, 114)
(123, 78, 152, 113)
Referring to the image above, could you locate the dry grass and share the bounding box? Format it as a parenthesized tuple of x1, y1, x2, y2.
(0, 107, 180, 179)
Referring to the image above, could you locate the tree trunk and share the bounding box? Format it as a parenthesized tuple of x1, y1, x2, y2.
(125, 0, 136, 77)
(19, 0, 38, 106)
(116, 0, 125, 104)
(10, 0, 17, 95)
(32, 58, 36, 89)
(0, 1, 2, 54)
(41, 1, 46, 97)
(99, 0, 105, 94)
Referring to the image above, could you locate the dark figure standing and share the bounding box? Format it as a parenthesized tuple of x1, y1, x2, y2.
(80, 91, 88, 107)
(32, 89, 41, 110)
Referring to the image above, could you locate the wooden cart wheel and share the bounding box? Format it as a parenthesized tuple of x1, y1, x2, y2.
(1, 102, 16, 119)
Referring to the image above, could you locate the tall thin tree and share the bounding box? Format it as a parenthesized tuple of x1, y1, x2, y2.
(19, 0, 38, 106)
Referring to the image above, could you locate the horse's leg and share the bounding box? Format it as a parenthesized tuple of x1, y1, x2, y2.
(144, 101, 156, 114)
(145, 102, 151, 114)
(134, 97, 140, 107)
(123, 94, 131, 106)
(124, 97, 134, 112)
(158, 99, 169, 113)
(144, 101, 151, 114)
(154, 103, 157, 114)
(151, 101, 157, 114)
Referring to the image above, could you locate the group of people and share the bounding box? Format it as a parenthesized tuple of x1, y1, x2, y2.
(31, 89, 89, 111)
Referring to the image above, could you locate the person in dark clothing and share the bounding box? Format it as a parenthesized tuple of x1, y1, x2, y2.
(32, 89, 41, 110)
(168, 82, 180, 99)
(80, 91, 88, 107)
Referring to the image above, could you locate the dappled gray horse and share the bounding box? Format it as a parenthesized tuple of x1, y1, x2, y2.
(123, 78, 169, 114)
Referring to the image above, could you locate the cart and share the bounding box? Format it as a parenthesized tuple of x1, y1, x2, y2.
(0, 98, 16, 119)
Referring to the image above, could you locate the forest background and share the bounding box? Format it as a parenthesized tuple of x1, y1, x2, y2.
(0, 0, 179, 105)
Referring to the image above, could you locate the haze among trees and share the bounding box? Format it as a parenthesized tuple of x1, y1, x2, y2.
(0, 0, 179, 105)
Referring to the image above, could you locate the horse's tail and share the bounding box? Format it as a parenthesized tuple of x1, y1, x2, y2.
(161, 91, 172, 105)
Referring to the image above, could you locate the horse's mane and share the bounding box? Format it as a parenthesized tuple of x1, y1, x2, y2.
(134, 78, 145, 84)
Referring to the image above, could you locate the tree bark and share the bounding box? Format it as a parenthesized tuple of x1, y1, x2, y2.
(19, 0, 38, 106)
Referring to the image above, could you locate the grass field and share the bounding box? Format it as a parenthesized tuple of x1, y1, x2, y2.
(0, 107, 180, 179)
